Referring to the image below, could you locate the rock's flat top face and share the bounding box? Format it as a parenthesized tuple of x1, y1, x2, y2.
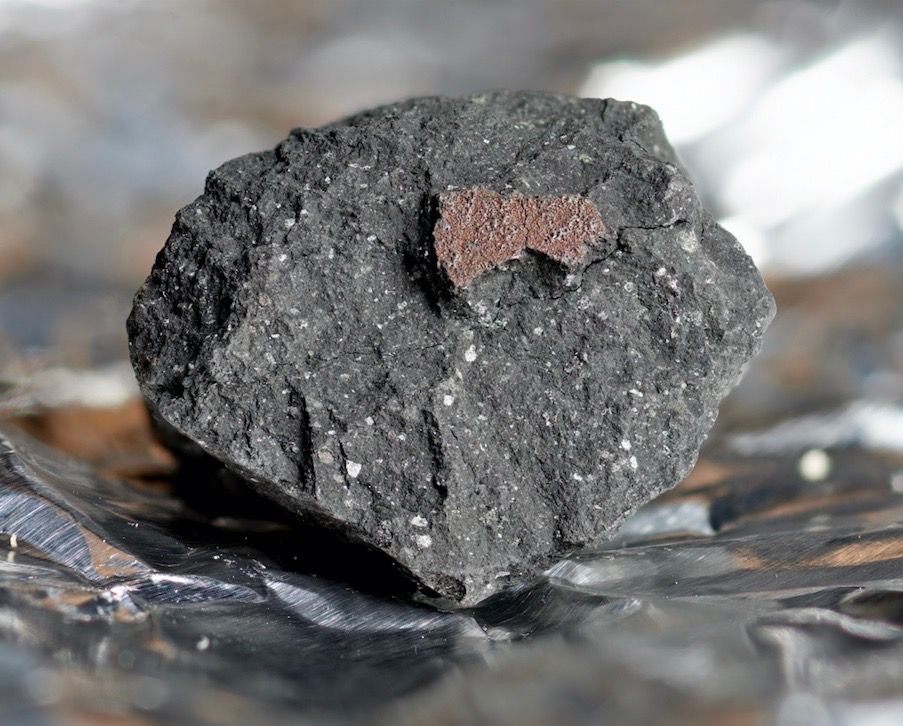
(128, 92, 775, 605)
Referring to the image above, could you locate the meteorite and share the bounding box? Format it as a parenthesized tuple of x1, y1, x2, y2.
(128, 92, 775, 605)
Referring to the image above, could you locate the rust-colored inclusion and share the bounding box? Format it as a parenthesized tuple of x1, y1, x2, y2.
(433, 187, 606, 288)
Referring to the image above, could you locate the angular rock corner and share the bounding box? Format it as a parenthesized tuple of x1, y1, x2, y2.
(127, 92, 776, 606)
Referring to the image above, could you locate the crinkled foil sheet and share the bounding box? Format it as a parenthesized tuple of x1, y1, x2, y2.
(2, 305, 903, 725)
(0, 249, 901, 726)
(0, 431, 900, 726)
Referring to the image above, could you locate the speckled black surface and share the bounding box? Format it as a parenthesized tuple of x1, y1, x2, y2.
(128, 92, 774, 604)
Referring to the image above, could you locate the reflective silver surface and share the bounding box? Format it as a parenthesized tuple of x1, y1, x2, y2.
(0, 392, 902, 723)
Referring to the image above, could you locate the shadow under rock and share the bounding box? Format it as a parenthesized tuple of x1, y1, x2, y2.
(157, 426, 436, 604)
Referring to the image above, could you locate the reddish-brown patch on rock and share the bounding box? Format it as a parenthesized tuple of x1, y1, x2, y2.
(433, 187, 606, 288)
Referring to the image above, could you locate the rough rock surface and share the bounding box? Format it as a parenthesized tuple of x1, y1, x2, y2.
(128, 92, 775, 605)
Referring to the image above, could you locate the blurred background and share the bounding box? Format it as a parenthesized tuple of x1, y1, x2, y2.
(1, 1, 900, 389)
(0, 2, 902, 722)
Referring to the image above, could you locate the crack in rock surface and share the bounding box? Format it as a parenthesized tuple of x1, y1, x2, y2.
(128, 92, 775, 605)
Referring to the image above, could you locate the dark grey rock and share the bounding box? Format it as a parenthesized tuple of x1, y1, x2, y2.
(128, 92, 775, 605)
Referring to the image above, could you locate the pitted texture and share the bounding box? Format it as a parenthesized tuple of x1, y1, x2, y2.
(434, 188, 606, 287)
(128, 92, 775, 605)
